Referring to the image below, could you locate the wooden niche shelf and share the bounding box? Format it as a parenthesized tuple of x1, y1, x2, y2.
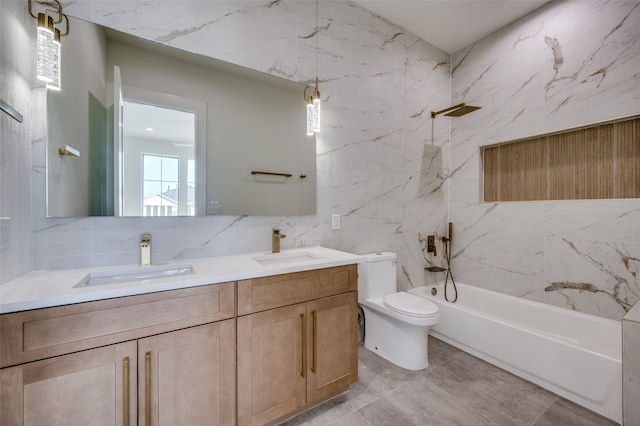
(482, 116, 640, 202)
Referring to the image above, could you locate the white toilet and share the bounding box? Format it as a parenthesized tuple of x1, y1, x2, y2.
(358, 252, 440, 370)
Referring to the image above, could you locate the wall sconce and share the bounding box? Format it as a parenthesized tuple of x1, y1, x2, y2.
(304, 78, 321, 136)
(28, 0, 68, 90)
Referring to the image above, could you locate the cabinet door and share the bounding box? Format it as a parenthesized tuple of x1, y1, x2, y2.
(237, 304, 307, 426)
(0, 341, 137, 426)
(138, 320, 236, 426)
(306, 292, 358, 405)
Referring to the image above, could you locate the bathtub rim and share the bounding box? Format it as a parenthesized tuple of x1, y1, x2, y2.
(409, 282, 621, 361)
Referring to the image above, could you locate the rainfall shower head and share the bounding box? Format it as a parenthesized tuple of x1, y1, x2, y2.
(431, 103, 481, 119)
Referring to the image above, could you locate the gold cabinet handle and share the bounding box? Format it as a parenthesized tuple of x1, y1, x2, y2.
(145, 351, 151, 426)
(311, 310, 317, 374)
(300, 313, 306, 377)
(123, 357, 129, 426)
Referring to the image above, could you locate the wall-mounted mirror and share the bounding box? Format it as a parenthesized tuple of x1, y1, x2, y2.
(46, 15, 316, 217)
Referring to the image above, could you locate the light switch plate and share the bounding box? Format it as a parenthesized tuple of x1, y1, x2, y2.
(331, 214, 341, 230)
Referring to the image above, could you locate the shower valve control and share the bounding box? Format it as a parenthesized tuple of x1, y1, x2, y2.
(427, 235, 437, 256)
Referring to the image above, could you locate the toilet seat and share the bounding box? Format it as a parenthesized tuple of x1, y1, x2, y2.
(383, 292, 439, 318)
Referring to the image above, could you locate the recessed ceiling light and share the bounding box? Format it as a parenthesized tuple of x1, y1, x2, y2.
(146, 127, 154, 132)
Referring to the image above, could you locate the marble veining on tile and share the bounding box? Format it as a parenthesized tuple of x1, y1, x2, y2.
(449, 0, 640, 320)
(9, 0, 640, 325)
(544, 237, 640, 318)
(21, 0, 451, 299)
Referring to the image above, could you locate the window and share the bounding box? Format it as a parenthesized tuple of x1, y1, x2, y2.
(143, 154, 179, 216)
(120, 97, 198, 217)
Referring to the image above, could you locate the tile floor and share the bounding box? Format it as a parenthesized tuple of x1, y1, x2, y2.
(280, 337, 618, 426)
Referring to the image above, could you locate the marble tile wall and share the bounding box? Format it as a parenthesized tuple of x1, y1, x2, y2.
(23, 1, 451, 292)
(8, 0, 635, 320)
(449, 0, 640, 320)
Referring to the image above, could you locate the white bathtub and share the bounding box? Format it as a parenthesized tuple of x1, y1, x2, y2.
(409, 282, 622, 423)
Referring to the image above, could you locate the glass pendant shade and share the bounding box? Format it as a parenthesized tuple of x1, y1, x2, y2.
(312, 98, 321, 133)
(36, 13, 54, 83)
(48, 30, 62, 91)
(306, 102, 314, 136)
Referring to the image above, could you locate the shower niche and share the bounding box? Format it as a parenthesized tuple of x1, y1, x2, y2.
(482, 114, 640, 202)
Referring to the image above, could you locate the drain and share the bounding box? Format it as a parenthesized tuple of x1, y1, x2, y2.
(431, 287, 437, 296)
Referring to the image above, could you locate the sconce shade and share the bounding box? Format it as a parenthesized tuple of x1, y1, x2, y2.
(48, 29, 62, 91)
(36, 13, 54, 83)
(306, 102, 314, 136)
(312, 98, 321, 133)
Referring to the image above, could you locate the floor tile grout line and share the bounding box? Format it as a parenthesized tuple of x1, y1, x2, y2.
(343, 375, 427, 425)
(529, 396, 559, 426)
(360, 362, 503, 426)
(303, 342, 613, 426)
(326, 406, 374, 426)
(419, 372, 502, 426)
(423, 349, 560, 426)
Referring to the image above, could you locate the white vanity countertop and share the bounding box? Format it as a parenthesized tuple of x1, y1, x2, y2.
(0, 246, 363, 314)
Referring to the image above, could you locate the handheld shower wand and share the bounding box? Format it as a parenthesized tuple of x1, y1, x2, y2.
(442, 222, 458, 303)
(442, 222, 453, 243)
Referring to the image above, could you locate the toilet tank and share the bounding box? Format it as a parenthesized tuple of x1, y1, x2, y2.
(358, 252, 397, 302)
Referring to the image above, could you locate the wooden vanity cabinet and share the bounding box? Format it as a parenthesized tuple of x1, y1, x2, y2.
(0, 341, 138, 426)
(0, 263, 359, 426)
(237, 265, 359, 426)
(139, 320, 236, 426)
(0, 282, 236, 426)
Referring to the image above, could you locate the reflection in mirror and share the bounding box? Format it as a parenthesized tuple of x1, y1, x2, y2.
(46, 15, 316, 217)
(122, 101, 196, 216)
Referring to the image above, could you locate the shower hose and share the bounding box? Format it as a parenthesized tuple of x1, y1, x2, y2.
(443, 234, 458, 303)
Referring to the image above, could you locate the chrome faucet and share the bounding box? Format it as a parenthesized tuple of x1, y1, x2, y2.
(140, 234, 151, 266)
(272, 228, 286, 253)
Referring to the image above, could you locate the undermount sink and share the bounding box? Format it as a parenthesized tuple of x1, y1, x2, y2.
(252, 252, 324, 266)
(74, 263, 195, 288)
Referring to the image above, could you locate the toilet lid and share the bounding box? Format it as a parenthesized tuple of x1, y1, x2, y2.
(383, 292, 439, 318)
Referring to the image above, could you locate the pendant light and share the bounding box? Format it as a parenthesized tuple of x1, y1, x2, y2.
(304, 78, 320, 135)
(29, 0, 68, 90)
(304, 0, 321, 136)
